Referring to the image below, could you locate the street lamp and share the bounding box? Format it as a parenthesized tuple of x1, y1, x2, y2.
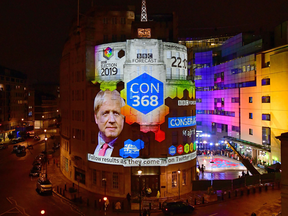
(178, 169, 181, 199)
(44, 129, 47, 179)
(138, 166, 142, 216)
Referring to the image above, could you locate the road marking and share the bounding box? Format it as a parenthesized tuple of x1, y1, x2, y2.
(0, 207, 22, 215)
(209, 214, 218, 216)
(5, 197, 30, 216)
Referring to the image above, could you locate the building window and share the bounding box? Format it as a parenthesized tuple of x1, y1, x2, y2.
(249, 97, 253, 103)
(249, 129, 253, 135)
(249, 113, 253, 119)
(172, 171, 177, 188)
(262, 114, 271, 121)
(92, 169, 96, 185)
(101, 171, 106, 187)
(231, 97, 239, 103)
(262, 78, 270, 86)
(120, 17, 126, 24)
(74, 167, 85, 184)
(182, 170, 186, 185)
(196, 98, 202, 103)
(262, 96, 270, 103)
(262, 127, 271, 145)
(112, 173, 119, 189)
(232, 126, 240, 132)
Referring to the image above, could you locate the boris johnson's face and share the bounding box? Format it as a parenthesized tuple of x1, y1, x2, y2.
(95, 94, 124, 143)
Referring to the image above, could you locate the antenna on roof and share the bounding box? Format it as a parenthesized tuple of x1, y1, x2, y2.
(141, 0, 148, 22)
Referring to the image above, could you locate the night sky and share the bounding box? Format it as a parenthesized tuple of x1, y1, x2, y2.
(0, 0, 288, 84)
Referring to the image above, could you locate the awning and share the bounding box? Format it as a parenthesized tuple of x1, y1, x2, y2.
(224, 136, 271, 152)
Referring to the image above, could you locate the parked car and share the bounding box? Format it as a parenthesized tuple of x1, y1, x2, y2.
(33, 161, 42, 169)
(29, 166, 41, 177)
(35, 154, 46, 163)
(16, 146, 26, 154)
(11, 139, 19, 144)
(13, 145, 21, 152)
(0, 144, 7, 149)
(17, 137, 25, 142)
(34, 136, 40, 141)
(36, 177, 52, 194)
(161, 201, 194, 215)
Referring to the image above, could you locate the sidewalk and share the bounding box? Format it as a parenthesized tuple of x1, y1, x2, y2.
(46, 150, 282, 216)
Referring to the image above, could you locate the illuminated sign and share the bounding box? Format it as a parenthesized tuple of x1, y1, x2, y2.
(119, 139, 144, 158)
(168, 116, 196, 128)
(103, 47, 113, 60)
(138, 28, 151, 38)
(178, 100, 196, 106)
(88, 151, 197, 166)
(127, 73, 163, 114)
(91, 39, 196, 166)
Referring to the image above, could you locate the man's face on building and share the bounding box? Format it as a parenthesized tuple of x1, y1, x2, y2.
(95, 94, 124, 143)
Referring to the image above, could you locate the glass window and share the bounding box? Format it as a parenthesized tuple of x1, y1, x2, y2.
(262, 78, 270, 86)
(262, 127, 271, 145)
(249, 97, 252, 103)
(262, 114, 270, 121)
(182, 170, 186, 185)
(249, 129, 253, 135)
(93, 169, 96, 185)
(249, 113, 253, 119)
(101, 171, 106, 187)
(172, 171, 177, 188)
(112, 172, 119, 189)
(262, 96, 270, 103)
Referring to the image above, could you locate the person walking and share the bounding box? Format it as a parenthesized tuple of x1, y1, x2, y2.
(126, 192, 131, 209)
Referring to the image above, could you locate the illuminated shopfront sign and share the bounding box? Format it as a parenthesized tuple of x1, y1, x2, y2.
(88, 39, 196, 166)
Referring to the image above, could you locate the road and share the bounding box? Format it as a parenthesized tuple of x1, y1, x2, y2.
(0, 137, 82, 216)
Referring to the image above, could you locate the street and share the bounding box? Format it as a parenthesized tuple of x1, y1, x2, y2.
(0, 137, 82, 216)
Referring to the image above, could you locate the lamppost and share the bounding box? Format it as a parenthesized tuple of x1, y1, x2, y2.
(138, 166, 142, 216)
(178, 169, 181, 199)
(44, 129, 48, 179)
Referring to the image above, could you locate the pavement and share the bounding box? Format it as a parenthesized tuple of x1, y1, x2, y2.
(1, 136, 282, 215)
(45, 150, 282, 216)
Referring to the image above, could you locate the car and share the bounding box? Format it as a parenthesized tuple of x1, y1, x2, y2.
(16, 146, 26, 154)
(11, 139, 19, 144)
(29, 166, 41, 177)
(161, 201, 194, 215)
(35, 154, 46, 163)
(0, 144, 7, 149)
(17, 137, 25, 142)
(13, 145, 21, 152)
(36, 177, 52, 194)
(33, 161, 42, 169)
(34, 136, 40, 141)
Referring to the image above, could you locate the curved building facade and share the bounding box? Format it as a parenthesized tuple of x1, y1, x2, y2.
(60, 6, 196, 198)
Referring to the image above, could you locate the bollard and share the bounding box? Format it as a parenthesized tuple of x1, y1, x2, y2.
(265, 185, 268, 191)
(202, 197, 204, 204)
(228, 191, 231, 199)
(87, 198, 89, 207)
(235, 190, 237, 197)
(149, 203, 151, 210)
(194, 198, 197, 205)
(159, 202, 161, 209)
